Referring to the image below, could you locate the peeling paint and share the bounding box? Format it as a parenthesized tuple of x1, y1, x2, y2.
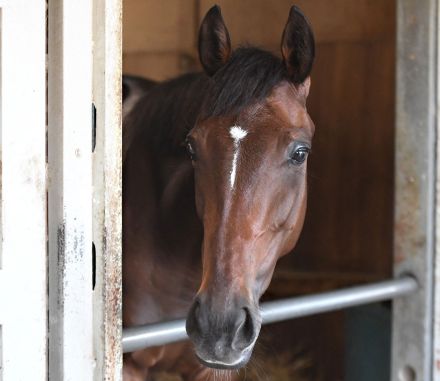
(92, 0, 123, 379)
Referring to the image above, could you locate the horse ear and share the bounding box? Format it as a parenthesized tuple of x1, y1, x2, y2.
(281, 6, 315, 86)
(198, 5, 232, 76)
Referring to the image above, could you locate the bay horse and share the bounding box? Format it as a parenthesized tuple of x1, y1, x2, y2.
(123, 5, 315, 380)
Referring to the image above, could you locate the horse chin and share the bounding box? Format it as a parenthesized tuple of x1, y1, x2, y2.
(195, 349, 252, 370)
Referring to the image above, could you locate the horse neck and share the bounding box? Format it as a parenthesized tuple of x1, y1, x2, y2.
(123, 73, 206, 289)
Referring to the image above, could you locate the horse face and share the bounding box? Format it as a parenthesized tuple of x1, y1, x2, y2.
(186, 5, 315, 369)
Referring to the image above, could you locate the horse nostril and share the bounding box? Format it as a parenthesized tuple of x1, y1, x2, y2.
(242, 307, 255, 342)
(232, 307, 256, 351)
(186, 298, 202, 337)
(193, 298, 201, 317)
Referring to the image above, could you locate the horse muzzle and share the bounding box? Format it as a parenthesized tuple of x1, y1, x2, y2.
(185, 294, 261, 369)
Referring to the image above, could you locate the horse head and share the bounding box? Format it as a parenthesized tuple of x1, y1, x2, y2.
(185, 5, 315, 369)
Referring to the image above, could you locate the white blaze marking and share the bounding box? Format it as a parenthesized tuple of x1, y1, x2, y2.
(229, 126, 248, 189)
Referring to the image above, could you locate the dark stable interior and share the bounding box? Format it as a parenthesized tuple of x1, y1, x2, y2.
(123, 1, 395, 379)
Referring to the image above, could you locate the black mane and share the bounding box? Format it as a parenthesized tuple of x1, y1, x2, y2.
(125, 47, 289, 157)
(203, 47, 289, 117)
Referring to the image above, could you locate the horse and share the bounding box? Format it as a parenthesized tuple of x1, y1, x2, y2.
(122, 75, 156, 121)
(123, 5, 315, 380)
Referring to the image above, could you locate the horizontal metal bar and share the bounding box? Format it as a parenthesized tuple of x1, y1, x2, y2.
(123, 276, 418, 353)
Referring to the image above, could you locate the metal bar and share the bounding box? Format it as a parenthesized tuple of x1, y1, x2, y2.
(123, 276, 417, 353)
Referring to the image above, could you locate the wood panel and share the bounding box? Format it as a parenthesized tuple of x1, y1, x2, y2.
(286, 39, 395, 276)
(123, 51, 198, 81)
(123, 0, 196, 53)
(199, 0, 395, 45)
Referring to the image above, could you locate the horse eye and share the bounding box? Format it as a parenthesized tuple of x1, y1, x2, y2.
(185, 139, 197, 161)
(289, 146, 310, 165)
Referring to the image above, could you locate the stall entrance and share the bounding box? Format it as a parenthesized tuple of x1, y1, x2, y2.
(0, 1, 437, 380)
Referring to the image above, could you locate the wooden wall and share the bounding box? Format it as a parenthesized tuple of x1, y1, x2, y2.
(123, 0, 395, 286)
(123, 1, 198, 80)
(285, 1, 395, 281)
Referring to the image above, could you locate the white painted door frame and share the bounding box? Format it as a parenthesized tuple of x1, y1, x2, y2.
(92, 0, 123, 380)
(0, 0, 121, 379)
(48, 1, 122, 380)
(8, 0, 440, 380)
(0, 1, 47, 380)
(48, 1, 94, 379)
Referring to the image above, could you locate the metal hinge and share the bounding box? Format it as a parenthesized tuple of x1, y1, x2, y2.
(92, 103, 97, 152)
